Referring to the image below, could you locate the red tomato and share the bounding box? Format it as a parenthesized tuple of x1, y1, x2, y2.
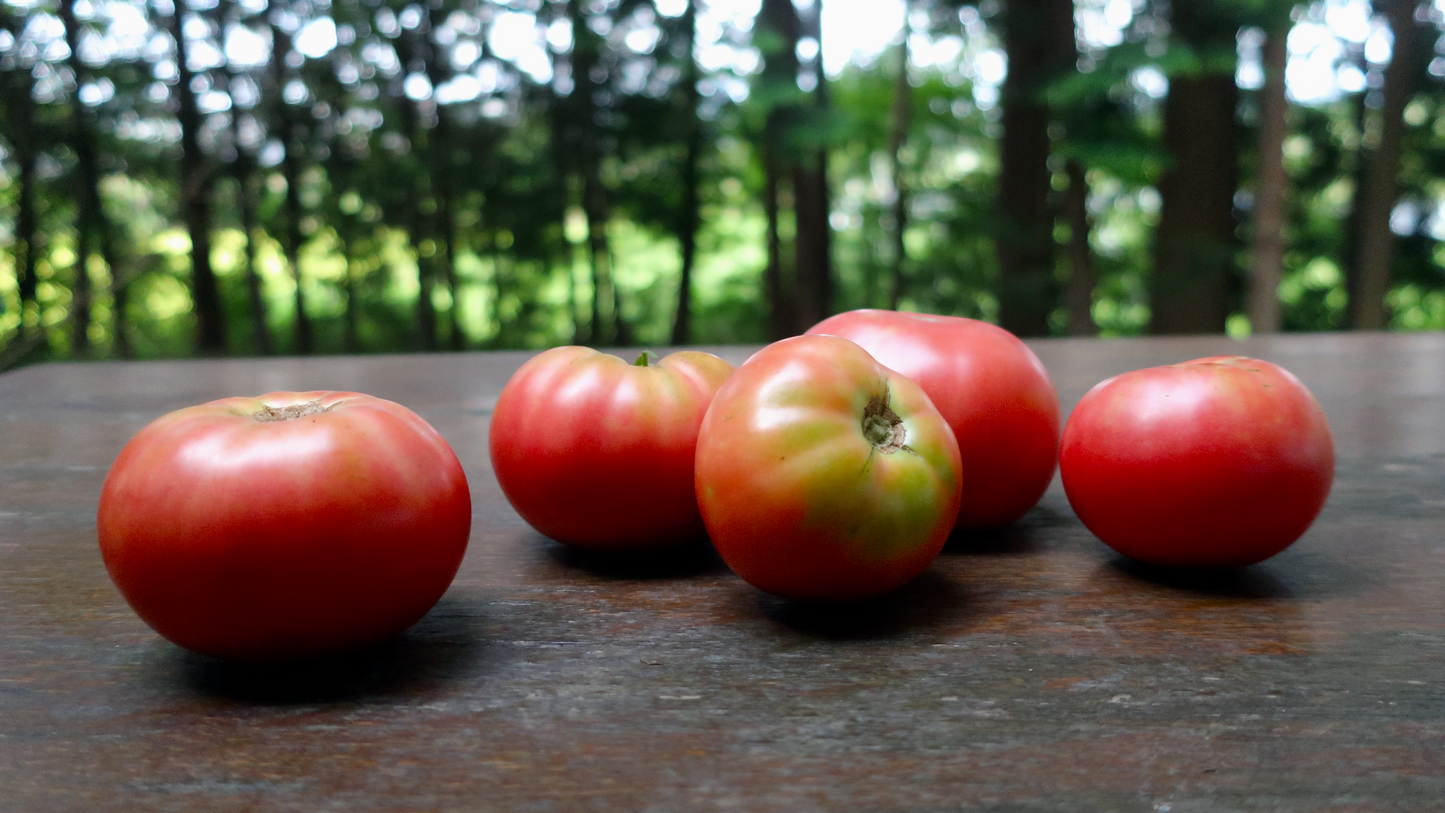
(97, 392, 472, 662)
(806, 309, 1060, 530)
(695, 335, 962, 602)
(489, 347, 735, 550)
(1060, 356, 1335, 568)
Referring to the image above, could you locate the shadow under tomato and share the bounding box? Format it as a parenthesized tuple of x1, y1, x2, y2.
(541, 534, 730, 581)
(942, 522, 1045, 557)
(941, 503, 1078, 557)
(753, 570, 970, 641)
(1105, 556, 1295, 600)
(165, 595, 491, 704)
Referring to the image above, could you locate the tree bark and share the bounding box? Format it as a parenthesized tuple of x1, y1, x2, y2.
(14, 120, 39, 340)
(218, 0, 269, 354)
(670, 0, 701, 347)
(236, 170, 269, 353)
(1149, 1, 1242, 336)
(438, 184, 462, 350)
(269, 21, 313, 354)
(1063, 159, 1097, 336)
(424, 4, 464, 351)
(0, 11, 37, 343)
(483, 225, 505, 347)
(167, 0, 227, 354)
(410, 189, 437, 351)
(389, 26, 435, 351)
(429, 109, 461, 351)
(341, 235, 360, 353)
(887, 12, 912, 311)
(1347, 0, 1421, 330)
(792, 159, 829, 328)
(792, 2, 831, 329)
(995, 0, 1075, 337)
(1248, 25, 1290, 334)
(60, 0, 108, 355)
(567, 0, 619, 345)
(763, 145, 790, 339)
(757, 0, 801, 339)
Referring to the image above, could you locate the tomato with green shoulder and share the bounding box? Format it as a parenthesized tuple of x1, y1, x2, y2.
(695, 334, 962, 601)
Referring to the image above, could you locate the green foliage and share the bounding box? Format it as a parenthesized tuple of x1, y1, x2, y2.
(2, 0, 1445, 366)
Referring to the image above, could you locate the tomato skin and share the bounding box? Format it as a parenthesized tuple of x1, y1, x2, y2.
(1060, 356, 1335, 568)
(806, 309, 1060, 530)
(97, 391, 472, 662)
(695, 335, 962, 602)
(489, 347, 735, 550)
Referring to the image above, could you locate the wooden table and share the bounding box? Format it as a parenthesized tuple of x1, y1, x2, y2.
(2, 333, 1442, 812)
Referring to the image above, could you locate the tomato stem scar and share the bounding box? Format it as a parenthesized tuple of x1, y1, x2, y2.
(861, 393, 906, 453)
(253, 400, 332, 422)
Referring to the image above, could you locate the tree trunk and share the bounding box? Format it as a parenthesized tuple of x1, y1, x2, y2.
(14, 121, 39, 339)
(439, 188, 462, 350)
(792, 2, 831, 329)
(1150, 73, 1239, 334)
(110, 265, 131, 358)
(167, 0, 227, 354)
(236, 170, 269, 353)
(389, 28, 435, 351)
(757, 0, 801, 339)
(792, 157, 830, 329)
(218, 0, 269, 355)
(439, 175, 462, 352)
(1063, 159, 1097, 336)
(71, 220, 93, 354)
(269, 22, 313, 354)
(1248, 25, 1290, 334)
(341, 235, 360, 353)
(430, 114, 461, 351)
(670, 0, 701, 347)
(61, 0, 97, 354)
(484, 226, 505, 347)
(423, 5, 464, 351)
(411, 192, 437, 351)
(1348, 0, 1421, 330)
(280, 159, 313, 354)
(584, 174, 621, 345)
(995, 0, 1074, 337)
(1150, 5, 1240, 335)
(887, 13, 912, 310)
(567, 0, 618, 345)
(543, 31, 584, 345)
(0, 12, 36, 343)
(763, 145, 790, 339)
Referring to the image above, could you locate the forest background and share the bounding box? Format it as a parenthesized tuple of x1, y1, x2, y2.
(1, 0, 1443, 366)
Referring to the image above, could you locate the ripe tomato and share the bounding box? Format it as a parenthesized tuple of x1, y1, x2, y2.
(97, 392, 472, 662)
(489, 347, 734, 550)
(806, 309, 1060, 530)
(695, 335, 962, 602)
(1060, 356, 1335, 568)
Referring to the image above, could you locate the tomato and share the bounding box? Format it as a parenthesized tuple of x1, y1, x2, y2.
(695, 334, 962, 602)
(1060, 356, 1335, 568)
(489, 347, 734, 550)
(96, 392, 472, 662)
(806, 309, 1060, 530)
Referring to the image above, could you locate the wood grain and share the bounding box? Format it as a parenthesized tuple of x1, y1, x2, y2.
(1, 333, 1442, 812)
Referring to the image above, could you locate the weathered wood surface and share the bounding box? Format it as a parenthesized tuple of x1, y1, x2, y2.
(1, 332, 1442, 812)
